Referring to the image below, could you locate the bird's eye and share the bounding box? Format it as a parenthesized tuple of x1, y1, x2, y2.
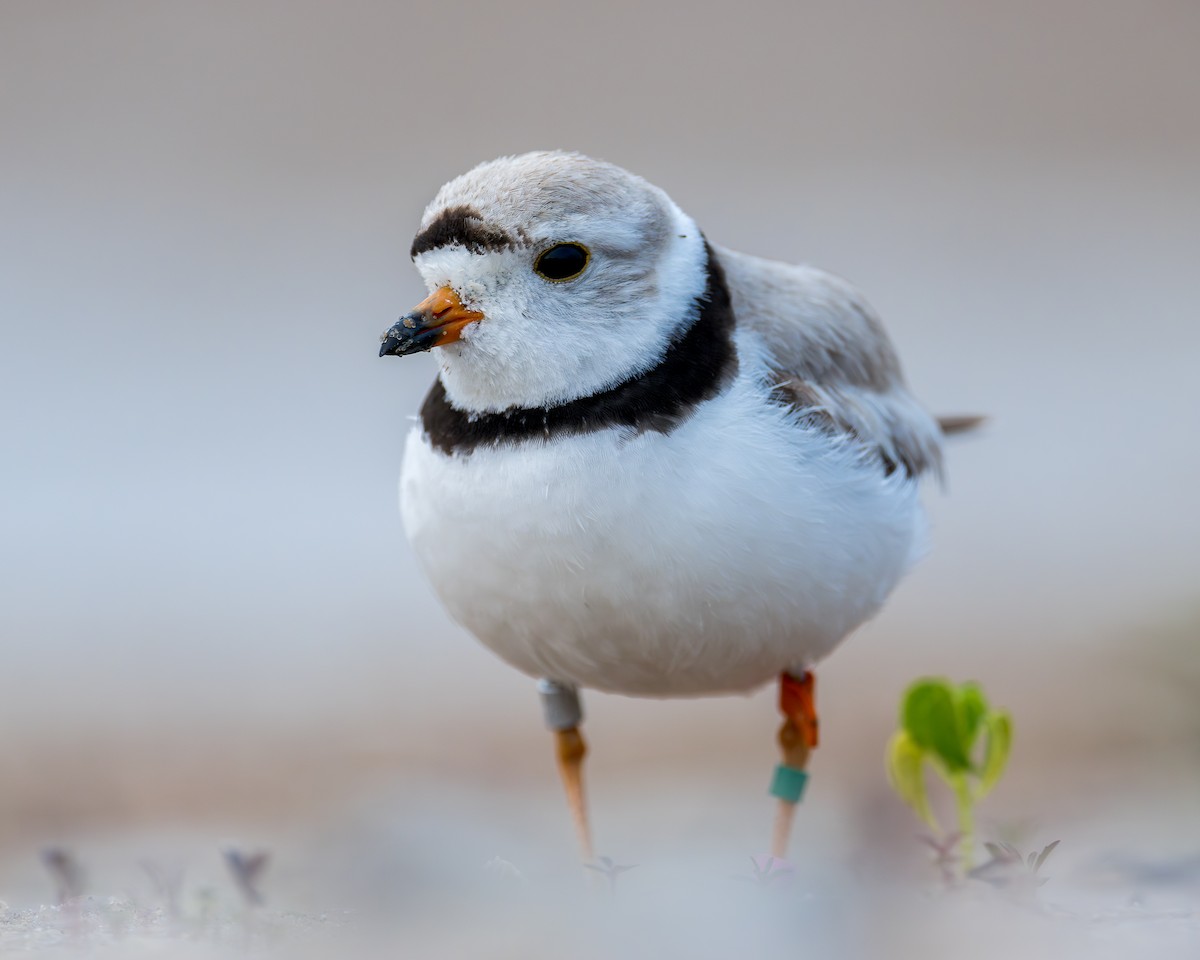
(534, 243, 590, 282)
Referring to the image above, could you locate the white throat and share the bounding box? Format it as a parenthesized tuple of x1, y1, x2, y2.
(429, 204, 708, 414)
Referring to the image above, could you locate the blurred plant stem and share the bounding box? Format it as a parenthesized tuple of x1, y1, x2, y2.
(952, 773, 976, 868)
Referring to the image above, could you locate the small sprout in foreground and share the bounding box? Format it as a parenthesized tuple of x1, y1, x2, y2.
(223, 847, 270, 907)
(41, 847, 85, 903)
(140, 859, 186, 917)
(919, 832, 962, 887)
(969, 839, 1060, 893)
(585, 855, 636, 894)
(886, 677, 1012, 868)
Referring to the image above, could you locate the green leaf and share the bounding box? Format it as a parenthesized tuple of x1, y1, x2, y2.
(886, 730, 939, 831)
(977, 709, 1012, 798)
(902, 679, 973, 772)
(956, 682, 988, 752)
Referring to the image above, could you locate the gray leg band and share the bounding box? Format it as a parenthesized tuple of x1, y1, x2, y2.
(537, 679, 583, 731)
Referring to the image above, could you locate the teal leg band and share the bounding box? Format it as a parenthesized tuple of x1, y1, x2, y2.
(769, 764, 809, 804)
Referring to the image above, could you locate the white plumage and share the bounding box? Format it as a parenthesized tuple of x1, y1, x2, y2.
(401, 326, 925, 695)
(388, 151, 944, 700)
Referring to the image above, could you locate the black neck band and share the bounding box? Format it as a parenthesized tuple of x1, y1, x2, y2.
(419, 242, 737, 456)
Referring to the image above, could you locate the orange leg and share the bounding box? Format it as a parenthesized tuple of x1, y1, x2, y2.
(555, 727, 594, 863)
(539, 680, 595, 863)
(769, 670, 819, 860)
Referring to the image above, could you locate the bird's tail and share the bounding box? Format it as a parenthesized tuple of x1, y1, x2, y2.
(937, 415, 987, 436)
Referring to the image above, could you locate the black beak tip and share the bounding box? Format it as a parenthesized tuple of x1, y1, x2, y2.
(380, 315, 427, 358)
(380, 326, 435, 358)
(379, 327, 411, 358)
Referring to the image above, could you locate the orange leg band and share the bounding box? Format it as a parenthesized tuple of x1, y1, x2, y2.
(779, 670, 819, 749)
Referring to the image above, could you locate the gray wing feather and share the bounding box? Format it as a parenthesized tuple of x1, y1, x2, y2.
(715, 245, 945, 480)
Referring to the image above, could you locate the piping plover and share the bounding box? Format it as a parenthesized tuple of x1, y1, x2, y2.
(380, 151, 975, 860)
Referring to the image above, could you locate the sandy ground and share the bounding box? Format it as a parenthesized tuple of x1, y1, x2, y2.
(3, 761, 1199, 959)
(2, 618, 1198, 958)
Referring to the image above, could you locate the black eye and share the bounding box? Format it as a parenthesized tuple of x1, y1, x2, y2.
(534, 243, 590, 282)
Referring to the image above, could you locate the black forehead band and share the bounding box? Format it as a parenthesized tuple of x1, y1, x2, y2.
(410, 205, 525, 259)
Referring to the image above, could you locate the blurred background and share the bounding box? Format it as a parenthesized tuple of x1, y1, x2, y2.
(1, 0, 1198, 953)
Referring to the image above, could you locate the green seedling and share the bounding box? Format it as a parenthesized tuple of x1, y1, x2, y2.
(886, 678, 1012, 868)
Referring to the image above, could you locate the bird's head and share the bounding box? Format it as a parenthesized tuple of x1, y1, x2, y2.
(380, 151, 708, 413)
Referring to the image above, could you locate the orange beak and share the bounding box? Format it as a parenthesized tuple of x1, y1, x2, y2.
(379, 286, 485, 357)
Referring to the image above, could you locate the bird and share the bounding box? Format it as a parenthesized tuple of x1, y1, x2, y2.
(379, 151, 977, 863)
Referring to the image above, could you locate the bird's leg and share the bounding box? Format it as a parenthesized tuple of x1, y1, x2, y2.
(769, 669, 819, 860)
(538, 679, 595, 864)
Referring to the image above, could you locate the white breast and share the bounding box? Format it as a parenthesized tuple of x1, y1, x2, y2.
(399, 337, 926, 697)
